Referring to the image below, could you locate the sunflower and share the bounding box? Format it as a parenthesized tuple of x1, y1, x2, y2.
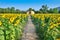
(50, 24, 58, 29)
(14, 20, 20, 26)
(41, 16, 45, 21)
(56, 38, 60, 40)
(58, 17, 60, 21)
(0, 21, 2, 26)
(10, 17, 15, 23)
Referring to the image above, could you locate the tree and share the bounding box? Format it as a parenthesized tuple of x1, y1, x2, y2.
(35, 10, 41, 13)
(0, 7, 21, 13)
(53, 8, 58, 13)
(16, 9, 20, 13)
(28, 8, 35, 11)
(4, 8, 10, 13)
(7, 7, 11, 13)
(0, 8, 3, 13)
(59, 10, 60, 13)
(10, 7, 15, 13)
(21, 11, 26, 14)
(48, 8, 53, 13)
(39, 5, 48, 13)
(28, 8, 32, 11)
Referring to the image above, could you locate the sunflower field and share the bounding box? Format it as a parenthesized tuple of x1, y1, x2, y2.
(0, 14, 28, 40)
(31, 14, 60, 40)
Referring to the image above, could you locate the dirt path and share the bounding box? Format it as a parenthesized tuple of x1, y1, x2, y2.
(21, 15, 38, 40)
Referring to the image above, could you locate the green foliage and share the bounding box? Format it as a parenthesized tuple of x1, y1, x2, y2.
(39, 5, 48, 13)
(0, 16, 28, 40)
(53, 8, 59, 13)
(31, 16, 60, 40)
(48, 8, 54, 13)
(0, 5, 59, 13)
(0, 7, 21, 13)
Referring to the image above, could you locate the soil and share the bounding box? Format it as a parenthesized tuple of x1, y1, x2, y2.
(21, 15, 38, 40)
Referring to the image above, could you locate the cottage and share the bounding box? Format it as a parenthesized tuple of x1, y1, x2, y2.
(27, 11, 35, 14)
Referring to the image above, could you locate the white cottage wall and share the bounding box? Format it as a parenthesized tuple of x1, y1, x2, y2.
(27, 11, 35, 14)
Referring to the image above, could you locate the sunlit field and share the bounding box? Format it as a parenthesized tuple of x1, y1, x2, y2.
(0, 14, 28, 40)
(0, 13, 60, 40)
(31, 14, 60, 40)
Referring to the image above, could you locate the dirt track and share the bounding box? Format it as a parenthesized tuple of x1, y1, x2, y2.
(22, 16, 38, 40)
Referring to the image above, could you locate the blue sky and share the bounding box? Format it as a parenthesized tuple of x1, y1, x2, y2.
(0, 0, 60, 10)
